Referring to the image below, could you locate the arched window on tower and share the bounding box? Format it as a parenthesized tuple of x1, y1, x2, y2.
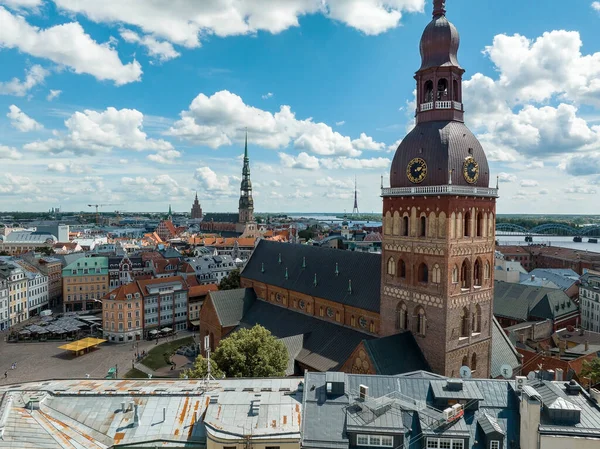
(431, 264, 441, 284)
(484, 261, 490, 280)
(452, 265, 459, 284)
(396, 302, 408, 330)
(477, 211, 484, 237)
(420, 216, 427, 237)
(392, 211, 400, 235)
(453, 79, 459, 101)
(464, 211, 471, 237)
(461, 307, 470, 337)
(416, 307, 426, 336)
(417, 263, 429, 283)
(471, 353, 477, 372)
(398, 260, 406, 279)
(474, 258, 482, 286)
(402, 215, 409, 236)
(384, 211, 392, 235)
(424, 80, 434, 103)
(387, 257, 396, 276)
(461, 259, 471, 289)
(474, 304, 482, 333)
(437, 78, 448, 100)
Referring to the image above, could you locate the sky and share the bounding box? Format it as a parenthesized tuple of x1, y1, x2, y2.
(1, 0, 600, 215)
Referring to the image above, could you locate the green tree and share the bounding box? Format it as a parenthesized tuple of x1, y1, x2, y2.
(213, 325, 288, 377)
(581, 358, 600, 386)
(219, 269, 240, 290)
(180, 355, 224, 379)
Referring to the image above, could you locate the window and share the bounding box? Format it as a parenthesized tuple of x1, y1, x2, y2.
(396, 302, 408, 330)
(418, 263, 428, 283)
(490, 442, 499, 449)
(452, 265, 459, 284)
(427, 439, 463, 449)
(474, 304, 482, 333)
(431, 264, 441, 284)
(357, 435, 392, 448)
(416, 307, 426, 336)
(420, 216, 427, 237)
(460, 308, 470, 337)
(477, 212, 484, 237)
(474, 259, 482, 286)
(471, 353, 477, 372)
(437, 78, 448, 100)
(398, 260, 406, 279)
(460, 260, 470, 289)
(402, 216, 409, 236)
(387, 257, 396, 276)
(265, 446, 280, 449)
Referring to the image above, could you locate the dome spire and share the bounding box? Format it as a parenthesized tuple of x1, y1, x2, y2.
(433, 0, 446, 18)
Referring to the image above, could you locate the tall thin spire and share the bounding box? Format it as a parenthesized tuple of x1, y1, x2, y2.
(352, 175, 359, 215)
(244, 128, 248, 159)
(239, 128, 254, 224)
(433, 0, 446, 17)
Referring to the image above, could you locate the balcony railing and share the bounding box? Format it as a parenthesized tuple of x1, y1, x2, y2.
(419, 101, 463, 112)
(381, 185, 499, 198)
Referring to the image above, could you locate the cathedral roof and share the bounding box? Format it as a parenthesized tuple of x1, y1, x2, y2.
(390, 121, 490, 188)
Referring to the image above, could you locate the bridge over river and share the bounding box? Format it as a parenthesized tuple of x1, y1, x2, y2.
(495, 223, 600, 237)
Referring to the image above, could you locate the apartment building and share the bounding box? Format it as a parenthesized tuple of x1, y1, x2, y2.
(102, 283, 143, 342)
(0, 261, 28, 326)
(16, 260, 49, 317)
(0, 277, 8, 331)
(138, 276, 189, 338)
(62, 257, 109, 312)
(580, 269, 600, 332)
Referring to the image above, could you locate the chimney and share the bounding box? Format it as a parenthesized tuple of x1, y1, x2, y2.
(531, 275, 535, 282)
(555, 368, 564, 381)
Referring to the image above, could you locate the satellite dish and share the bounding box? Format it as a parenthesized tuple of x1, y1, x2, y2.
(527, 371, 536, 381)
(500, 364, 514, 379)
(459, 366, 472, 379)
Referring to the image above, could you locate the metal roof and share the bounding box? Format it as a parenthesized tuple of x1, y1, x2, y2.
(363, 332, 431, 375)
(210, 288, 256, 327)
(490, 316, 522, 379)
(242, 240, 381, 313)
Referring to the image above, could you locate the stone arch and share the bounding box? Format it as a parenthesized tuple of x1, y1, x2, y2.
(474, 303, 482, 333)
(417, 262, 429, 283)
(398, 259, 407, 279)
(424, 80, 434, 102)
(461, 307, 470, 337)
(477, 211, 484, 237)
(392, 211, 400, 235)
(387, 256, 396, 276)
(474, 257, 482, 286)
(464, 210, 471, 237)
(438, 211, 447, 238)
(431, 264, 442, 284)
(437, 78, 448, 100)
(419, 215, 427, 237)
(395, 302, 408, 330)
(460, 258, 471, 289)
(449, 212, 456, 239)
(384, 211, 392, 235)
(402, 214, 409, 236)
(415, 307, 426, 336)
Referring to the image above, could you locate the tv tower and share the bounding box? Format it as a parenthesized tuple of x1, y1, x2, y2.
(352, 176, 359, 215)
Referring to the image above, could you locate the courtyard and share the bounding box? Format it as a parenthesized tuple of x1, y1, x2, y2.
(0, 330, 197, 383)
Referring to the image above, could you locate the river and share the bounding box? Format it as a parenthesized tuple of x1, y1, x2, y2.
(496, 235, 600, 254)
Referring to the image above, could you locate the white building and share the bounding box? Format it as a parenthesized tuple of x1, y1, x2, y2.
(0, 261, 28, 327)
(20, 263, 49, 317)
(580, 269, 600, 332)
(0, 277, 8, 331)
(186, 254, 238, 285)
(494, 250, 528, 283)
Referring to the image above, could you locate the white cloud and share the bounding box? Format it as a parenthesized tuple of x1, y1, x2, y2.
(46, 89, 61, 101)
(166, 90, 376, 157)
(320, 157, 390, 170)
(0, 0, 42, 9)
(351, 132, 385, 151)
(120, 28, 180, 63)
(0, 145, 22, 159)
(564, 185, 597, 194)
(53, 0, 424, 49)
(593, 2, 600, 11)
(525, 160, 544, 169)
(194, 166, 231, 192)
(315, 176, 354, 188)
(47, 161, 91, 174)
(120, 174, 191, 200)
(261, 92, 273, 99)
(0, 64, 48, 96)
(520, 179, 539, 187)
(24, 107, 172, 155)
(497, 172, 517, 183)
(0, 173, 40, 195)
(7, 105, 43, 132)
(387, 138, 402, 152)
(538, 189, 549, 195)
(0, 7, 142, 85)
(119, 158, 128, 164)
(147, 149, 182, 164)
(269, 180, 281, 187)
(336, 120, 345, 126)
(288, 190, 313, 199)
(279, 152, 320, 170)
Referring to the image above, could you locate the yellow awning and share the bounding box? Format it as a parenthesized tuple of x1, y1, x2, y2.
(58, 337, 107, 352)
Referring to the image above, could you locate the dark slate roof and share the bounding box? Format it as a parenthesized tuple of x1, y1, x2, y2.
(237, 300, 375, 372)
(390, 121, 490, 189)
(302, 372, 521, 449)
(209, 288, 256, 327)
(478, 412, 505, 436)
(202, 213, 239, 223)
(493, 281, 577, 322)
(363, 332, 430, 375)
(242, 240, 382, 313)
(491, 316, 522, 379)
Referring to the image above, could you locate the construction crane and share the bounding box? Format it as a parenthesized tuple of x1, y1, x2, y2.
(87, 204, 121, 225)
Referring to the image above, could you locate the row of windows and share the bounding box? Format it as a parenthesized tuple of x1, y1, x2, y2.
(107, 320, 141, 330)
(386, 258, 490, 287)
(357, 434, 393, 447)
(426, 438, 464, 449)
(384, 210, 494, 239)
(105, 311, 141, 319)
(395, 304, 426, 335)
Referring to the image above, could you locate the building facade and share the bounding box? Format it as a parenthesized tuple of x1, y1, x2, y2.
(108, 254, 144, 288)
(379, 1, 497, 378)
(0, 261, 28, 327)
(191, 192, 203, 220)
(0, 276, 8, 331)
(102, 283, 144, 342)
(20, 263, 49, 317)
(139, 276, 189, 338)
(186, 254, 239, 285)
(62, 257, 109, 312)
(0, 231, 57, 255)
(580, 270, 600, 332)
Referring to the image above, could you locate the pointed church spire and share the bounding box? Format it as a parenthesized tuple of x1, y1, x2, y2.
(244, 128, 248, 159)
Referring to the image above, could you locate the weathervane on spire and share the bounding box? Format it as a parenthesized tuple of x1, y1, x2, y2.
(433, 0, 446, 17)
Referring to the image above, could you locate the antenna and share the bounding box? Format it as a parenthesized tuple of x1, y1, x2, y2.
(352, 176, 359, 215)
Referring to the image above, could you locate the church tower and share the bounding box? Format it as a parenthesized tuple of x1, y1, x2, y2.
(238, 131, 254, 224)
(380, 0, 498, 378)
(191, 192, 203, 220)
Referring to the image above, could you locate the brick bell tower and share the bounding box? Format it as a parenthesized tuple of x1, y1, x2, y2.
(380, 0, 498, 378)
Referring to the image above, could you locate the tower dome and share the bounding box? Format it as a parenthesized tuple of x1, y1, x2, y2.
(419, 11, 461, 71)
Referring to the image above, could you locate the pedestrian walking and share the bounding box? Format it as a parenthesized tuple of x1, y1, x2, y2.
(4, 371, 7, 379)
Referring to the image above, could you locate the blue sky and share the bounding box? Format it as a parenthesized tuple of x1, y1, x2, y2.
(1, 0, 600, 214)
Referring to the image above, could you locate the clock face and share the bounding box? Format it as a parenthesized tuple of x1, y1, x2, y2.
(463, 157, 479, 184)
(406, 157, 427, 184)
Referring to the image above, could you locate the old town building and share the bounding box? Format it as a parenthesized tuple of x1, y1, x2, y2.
(62, 257, 109, 312)
(108, 254, 144, 288)
(0, 261, 28, 326)
(191, 192, 203, 220)
(102, 282, 144, 342)
(139, 276, 189, 338)
(0, 275, 9, 331)
(580, 269, 600, 332)
(187, 283, 218, 330)
(199, 1, 511, 379)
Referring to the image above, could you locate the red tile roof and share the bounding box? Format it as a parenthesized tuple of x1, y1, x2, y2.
(189, 284, 218, 298)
